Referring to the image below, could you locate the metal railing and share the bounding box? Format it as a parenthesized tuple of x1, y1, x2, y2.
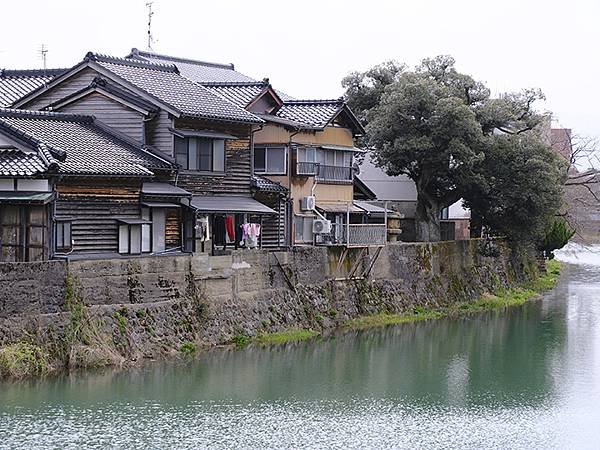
(296, 162, 319, 176)
(316, 164, 353, 182)
(295, 162, 353, 181)
(316, 223, 387, 247)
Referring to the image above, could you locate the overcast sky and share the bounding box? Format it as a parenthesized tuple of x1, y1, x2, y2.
(1, 0, 598, 137)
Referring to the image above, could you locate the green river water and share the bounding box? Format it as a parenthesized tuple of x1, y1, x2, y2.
(1, 244, 599, 449)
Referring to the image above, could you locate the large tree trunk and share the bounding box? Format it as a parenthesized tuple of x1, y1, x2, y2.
(415, 190, 441, 242)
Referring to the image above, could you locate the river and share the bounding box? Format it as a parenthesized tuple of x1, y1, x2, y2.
(1, 244, 599, 449)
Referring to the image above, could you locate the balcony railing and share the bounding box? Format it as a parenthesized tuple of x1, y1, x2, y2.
(316, 164, 353, 182)
(316, 223, 387, 247)
(295, 162, 353, 182)
(296, 162, 319, 176)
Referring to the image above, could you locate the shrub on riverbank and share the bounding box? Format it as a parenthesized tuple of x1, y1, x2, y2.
(341, 259, 562, 330)
(0, 342, 50, 379)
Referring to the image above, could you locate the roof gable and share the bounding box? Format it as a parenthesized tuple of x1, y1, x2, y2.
(203, 80, 283, 114)
(14, 53, 264, 125)
(0, 69, 67, 107)
(0, 108, 173, 177)
(276, 99, 365, 135)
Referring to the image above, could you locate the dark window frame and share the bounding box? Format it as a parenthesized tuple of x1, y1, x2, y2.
(254, 145, 287, 175)
(175, 136, 226, 173)
(54, 219, 72, 253)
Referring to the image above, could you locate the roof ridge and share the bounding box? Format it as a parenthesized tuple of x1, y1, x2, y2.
(86, 52, 179, 74)
(201, 80, 268, 87)
(129, 48, 234, 70)
(0, 107, 93, 123)
(0, 68, 68, 78)
(283, 98, 345, 105)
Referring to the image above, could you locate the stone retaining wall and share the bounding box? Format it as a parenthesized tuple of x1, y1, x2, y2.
(0, 240, 533, 367)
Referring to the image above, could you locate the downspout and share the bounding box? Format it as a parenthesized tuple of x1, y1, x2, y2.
(286, 128, 301, 250)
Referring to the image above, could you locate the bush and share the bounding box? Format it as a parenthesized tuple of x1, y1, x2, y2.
(179, 342, 197, 356)
(0, 342, 49, 379)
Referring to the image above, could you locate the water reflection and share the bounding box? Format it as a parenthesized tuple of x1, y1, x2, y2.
(0, 248, 599, 449)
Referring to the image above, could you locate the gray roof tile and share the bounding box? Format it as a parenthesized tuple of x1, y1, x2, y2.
(276, 99, 343, 129)
(88, 53, 263, 124)
(128, 49, 257, 83)
(251, 174, 287, 193)
(204, 82, 266, 108)
(0, 108, 172, 177)
(0, 69, 66, 107)
(0, 148, 48, 177)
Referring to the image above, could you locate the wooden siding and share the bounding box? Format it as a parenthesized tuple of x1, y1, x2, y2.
(22, 67, 100, 110)
(55, 180, 142, 254)
(173, 119, 253, 196)
(58, 92, 144, 142)
(253, 192, 286, 249)
(165, 208, 181, 248)
(145, 110, 173, 158)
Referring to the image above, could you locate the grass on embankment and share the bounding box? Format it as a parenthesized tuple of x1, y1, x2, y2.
(232, 328, 320, 348)
(343, 259, 562, 330)
(230, 260, 562, 348)
(0, 342, 51, 379)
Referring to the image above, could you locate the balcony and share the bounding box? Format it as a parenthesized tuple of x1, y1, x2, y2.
(316, 223, 387, 247)
(296, 162, 319, 176)
(316, 165, 353, 182)
(295, 162, 353, 182)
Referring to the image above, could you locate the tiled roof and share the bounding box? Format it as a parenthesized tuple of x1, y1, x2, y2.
(0, 108, 173, 177)
(203, 82, 267, 108)
(277, 99, 365, 134)
(0, 148, 49, 177)
(128, 48, 257, 83)
(251, 174, 287, 193)
(276, 99, 344, 129)
(87, 53, 263, 124)
(0, 69, 66, 107)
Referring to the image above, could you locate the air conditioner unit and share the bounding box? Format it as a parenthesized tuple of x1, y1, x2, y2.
(313, 219, 332, 234)
(300, 195, 316, 211)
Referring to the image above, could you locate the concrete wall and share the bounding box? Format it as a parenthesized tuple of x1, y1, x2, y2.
(0, 240, 532, 367)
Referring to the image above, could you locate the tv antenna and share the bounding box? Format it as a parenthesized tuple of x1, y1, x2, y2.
(39, 44, 48, 72)
(146, 2, 155, 51)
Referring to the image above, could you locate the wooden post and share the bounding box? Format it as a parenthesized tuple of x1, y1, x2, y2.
(346, 201, 350, 246)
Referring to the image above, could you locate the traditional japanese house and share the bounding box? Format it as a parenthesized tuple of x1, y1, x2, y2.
(128, 49, 382, 249)
(0, 108, 176, 261)
(12, 52, 276, 255)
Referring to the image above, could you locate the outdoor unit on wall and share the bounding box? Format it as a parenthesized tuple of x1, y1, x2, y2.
(300, 195, 316, 211)
(312, 219, 332, 234)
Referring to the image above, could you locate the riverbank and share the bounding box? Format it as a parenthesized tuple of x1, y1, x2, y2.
(0, 240, 543, 380)
(233, 259, 562, 347)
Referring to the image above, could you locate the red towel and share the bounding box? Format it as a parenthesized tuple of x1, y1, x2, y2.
(225, 215, 235, 241)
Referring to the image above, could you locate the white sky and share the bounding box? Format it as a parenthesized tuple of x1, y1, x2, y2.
(1, 0, 598, 137)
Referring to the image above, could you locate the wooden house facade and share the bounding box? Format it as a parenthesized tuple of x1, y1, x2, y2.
(11, 53, 276, 257)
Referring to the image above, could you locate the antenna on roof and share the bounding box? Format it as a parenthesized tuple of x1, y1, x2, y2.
(39, 44, 48, 73)
(146, 2, 155, 51)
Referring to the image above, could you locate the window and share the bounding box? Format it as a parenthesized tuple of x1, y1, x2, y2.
(440, 207, 449, 220)
(316, 149, 353, 167)
(294, 215, 314, 243)
(297, 147, 316, 163)
(55, 220, 72, 252)
(254, 146, 286, 174)
(175, 136, 225, 172)
(118, 220, 152, 255)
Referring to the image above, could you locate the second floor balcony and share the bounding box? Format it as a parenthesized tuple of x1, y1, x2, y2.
(295, 162, 353, 182)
